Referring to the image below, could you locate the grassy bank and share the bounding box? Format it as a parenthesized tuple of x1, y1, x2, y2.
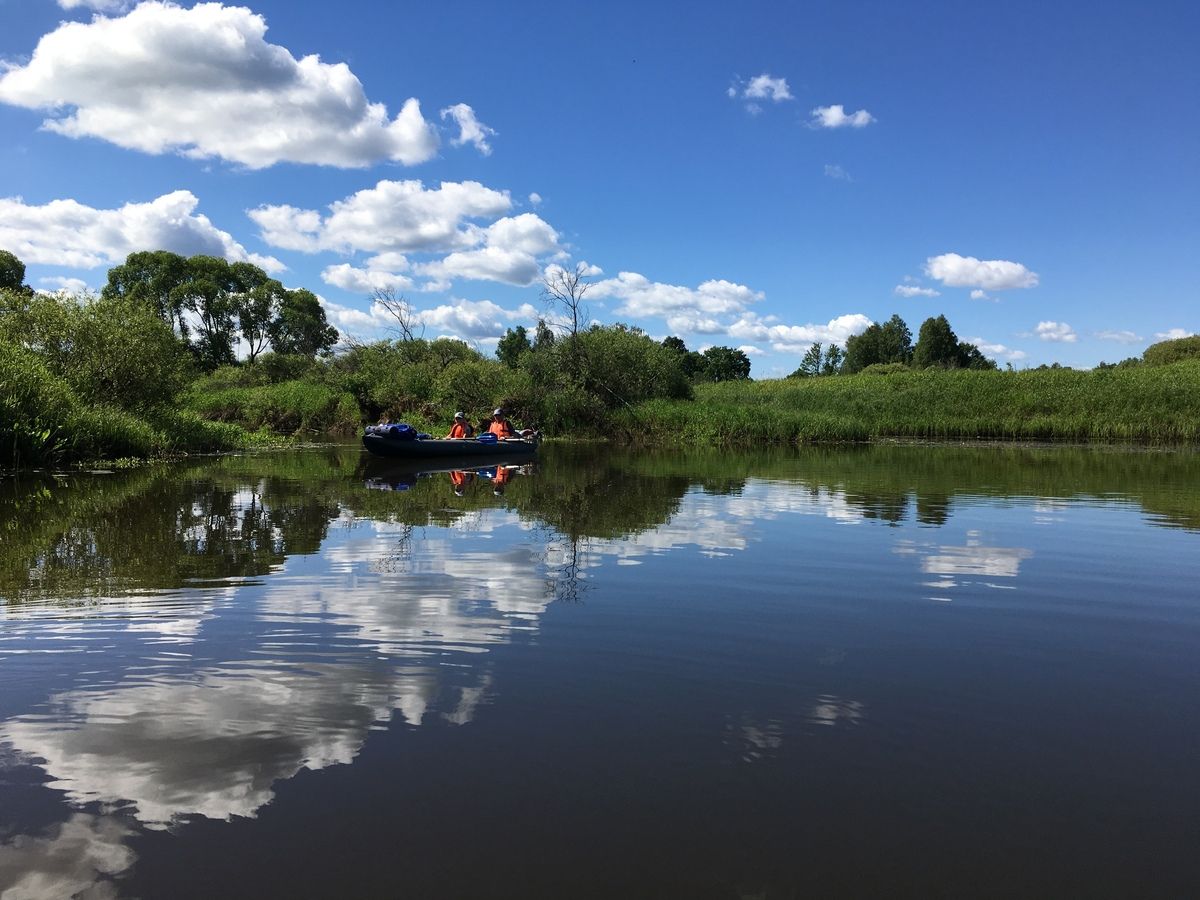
(618, 362, 1200, 445)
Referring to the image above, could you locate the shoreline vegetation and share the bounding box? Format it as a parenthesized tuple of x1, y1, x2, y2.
(3, 249, 1199, 470)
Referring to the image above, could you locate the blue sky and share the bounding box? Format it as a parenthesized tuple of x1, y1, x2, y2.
(1, 0, 1196, 374)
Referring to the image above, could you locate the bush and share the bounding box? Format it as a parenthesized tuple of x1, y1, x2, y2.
(1143, 335, 1200, 366)
(0, 339, 76, 466)
(859, 362, 911, 376)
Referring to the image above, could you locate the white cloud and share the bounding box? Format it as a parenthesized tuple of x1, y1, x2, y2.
(440, 103, 496, 156)
(528, 192, 543, 206)
(665, 314, 726, 334)
(809, 104, 874, 128)
(589, 272, 764, 319)
(321, 263, 413, 294)
(414, 213, 561, 287)
(728, 312, 872, 353)
(737, 345, 766, 356)
(1154, 328, 1195, 341)
(1035, 321, 1077, 343)
(0, 190, 283, 272)
(823, 163, 852, 181)
(742, 74, 793, 102)
(37, 276, 91, 295)
(250, 179, 512, 255)
(0, 2, 444, 168)
(965, 336, 1027, 362)
(925, 252, 1039, 290)
(58, 0, 131, 10)
(417, 299, 539, 342)
(1094, 330, 1144, 344)
(894, 284, 940, 298)
(970, 289, 998, 301)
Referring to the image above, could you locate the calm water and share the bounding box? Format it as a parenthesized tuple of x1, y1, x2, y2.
(0, 444, 1198, 898)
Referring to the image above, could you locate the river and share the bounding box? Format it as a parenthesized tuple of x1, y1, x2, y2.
(0, 444, 1197, 898)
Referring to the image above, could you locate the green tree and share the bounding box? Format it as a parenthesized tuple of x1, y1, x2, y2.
(822, 344, 844, 375)
(879, 314, 914, 364)
(661, 335, 704, 379)
(533, 319, 556, 351)
(912, 315, 961, 368)
(1143, 335, 1200, 366)
(957, 341, 997, 370)
(496, 325, 532, 368)
(270, 288, 339, 357)
(844, 314, 912, 373)
(0, 250, 29, 294)
(101, 250, 191, 336)
(698, 346, 751, 382)
(789, 342, 823, 377)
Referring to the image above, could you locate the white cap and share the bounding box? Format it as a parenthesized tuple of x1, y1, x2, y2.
(454, 411, 465, 419)
(493, 408, 504, 416)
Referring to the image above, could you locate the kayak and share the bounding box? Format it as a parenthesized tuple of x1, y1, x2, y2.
(362, 431, 539, 459)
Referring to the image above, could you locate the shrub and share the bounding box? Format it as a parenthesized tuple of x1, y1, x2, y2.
(1143, 335, 1200, 366)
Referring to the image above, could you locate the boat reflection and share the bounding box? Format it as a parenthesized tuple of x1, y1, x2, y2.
(360, 456, 535, 498)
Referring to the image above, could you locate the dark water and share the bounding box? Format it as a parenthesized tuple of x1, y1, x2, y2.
(0, 444, 1198, 899)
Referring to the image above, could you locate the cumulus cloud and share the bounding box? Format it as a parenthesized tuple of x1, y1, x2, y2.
(737, 345, 766, 356)
(823, 164, 852, 181)
(894, 284, 940, 298)
(1154, 328, 1195, 340)
(728, 312, 872, 353)
(728, 73, 792, 113)
(528, 192, 543, 206)
(0, 2, 451, 168)
(743, 74, 793, 102)
(413, 213, 561, 287)
(589, 272, 764, 319)
(925, 252, 1039, 290)
(322, 295, 537, 344)
(440, 103, 496, 156)
(966, 336, 1027, 362)
(321, 263, 413, 294)
(969, 289, 995, 301)
(37, 276, 92, 295)
(0, 190, 283, 272)
(250, 179, 513, 255)
(58, 0, 130, 10)
(1035, 321, 1077, 343)
(418, 299, 539, 342)
(809, 104, 874, 128)
(1094, 330, 1144, 344)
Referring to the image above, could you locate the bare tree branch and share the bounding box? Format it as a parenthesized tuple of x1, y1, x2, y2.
(372, 286, 424, 341)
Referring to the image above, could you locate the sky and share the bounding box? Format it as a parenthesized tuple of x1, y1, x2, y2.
(0, 0, 1196, 375)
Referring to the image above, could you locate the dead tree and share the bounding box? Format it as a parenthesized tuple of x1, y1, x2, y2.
(372, 286, 423, 341)
(541, 263, 593, 381)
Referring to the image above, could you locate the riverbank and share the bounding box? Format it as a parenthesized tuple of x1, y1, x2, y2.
(617, 362, 1200, 446)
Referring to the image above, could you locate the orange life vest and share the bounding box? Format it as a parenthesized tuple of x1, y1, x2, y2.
(488, 419, 514, 438)
(447, 422, 472, 439)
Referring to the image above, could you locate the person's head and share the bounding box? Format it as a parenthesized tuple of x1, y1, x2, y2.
(454, 411, 466, 423)
(492, 407, 505, 419)
(454, 487, 465, 497)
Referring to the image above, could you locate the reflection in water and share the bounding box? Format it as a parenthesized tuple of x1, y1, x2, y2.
(0, 814, 134, 900)
(0, 444, 1198, 897)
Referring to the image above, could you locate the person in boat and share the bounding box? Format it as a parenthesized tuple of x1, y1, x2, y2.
(487, 408, 516, 439)
(445, 411, 474, 439)
(492, 464, 512, 496)
(450, 469, 474, 496)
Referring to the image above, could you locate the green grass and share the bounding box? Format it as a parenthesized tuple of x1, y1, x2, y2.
(182, 379, 362, 435)
(618, 362, 1200, 446)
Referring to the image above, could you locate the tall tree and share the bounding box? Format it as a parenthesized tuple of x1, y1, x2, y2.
(699, 346, 752, 382)
(270, 288, 339, 357)
(912, 315, 961, 368)
(878, 314, 914, 364)
(791, 342, 823, 377)
(0, 250, 28, 294)
(533, 318, 556, 351)
(101, 250, 191, 336)
(822, 344, 844, 375)
(496, 325, 532, 368)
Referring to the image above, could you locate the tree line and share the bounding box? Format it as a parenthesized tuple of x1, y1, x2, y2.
(787, 313, 997, 378)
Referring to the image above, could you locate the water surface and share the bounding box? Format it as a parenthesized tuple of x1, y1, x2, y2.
(1, 444, 1198, 898)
